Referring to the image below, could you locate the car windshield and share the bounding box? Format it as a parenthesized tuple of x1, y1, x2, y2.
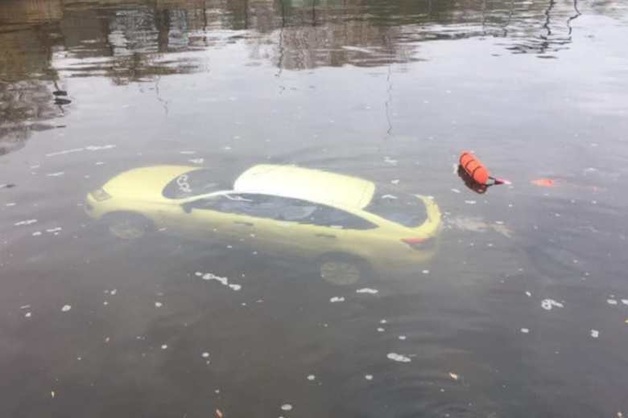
(365, 189, 428, 227)
(162, 169, 225, 199)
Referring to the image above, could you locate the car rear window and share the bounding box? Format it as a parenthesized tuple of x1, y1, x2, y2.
(163, 169, 225, 199)
(365, 190, 428, 227)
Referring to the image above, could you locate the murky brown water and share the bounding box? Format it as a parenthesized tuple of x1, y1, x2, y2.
(2, 0, 628, 417)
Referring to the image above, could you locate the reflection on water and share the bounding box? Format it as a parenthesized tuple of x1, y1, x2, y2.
(1, 0, 623, 153)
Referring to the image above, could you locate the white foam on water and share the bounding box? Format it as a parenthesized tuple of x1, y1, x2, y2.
(61, 305, 71, 312)
(356, 288, 378, 295)
(15, 219, 37, 226)
(330, 296, 345, 303)
(541, 299, 564, 310)
(387, 353, 411, 363)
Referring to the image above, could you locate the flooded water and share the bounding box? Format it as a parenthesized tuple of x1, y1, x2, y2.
(2, 0, 628, 416)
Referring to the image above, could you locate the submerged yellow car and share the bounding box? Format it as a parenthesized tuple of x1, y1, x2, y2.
(85, 164, 441, 284)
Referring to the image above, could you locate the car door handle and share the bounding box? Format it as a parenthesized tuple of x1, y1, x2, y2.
(315, 233, 337, 239)
(234, 221, 254, 226)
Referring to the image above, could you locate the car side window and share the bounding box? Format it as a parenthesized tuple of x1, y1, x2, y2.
(188, 194, 375, 230)
(304, 206, 376, 230)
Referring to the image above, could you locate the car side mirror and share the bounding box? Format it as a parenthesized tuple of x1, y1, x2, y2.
(182, 202, 194, 213)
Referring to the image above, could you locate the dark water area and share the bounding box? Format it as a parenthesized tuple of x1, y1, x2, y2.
(1, 0, 628, 417)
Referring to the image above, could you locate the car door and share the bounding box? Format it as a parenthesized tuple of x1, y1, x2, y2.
(251, 198, 377, 260)
(154, 193, 256, 244)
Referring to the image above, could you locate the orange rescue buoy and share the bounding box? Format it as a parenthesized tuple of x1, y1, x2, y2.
(459, 151, 490, 185)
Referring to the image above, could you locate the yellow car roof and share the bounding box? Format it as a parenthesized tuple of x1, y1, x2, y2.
(234, 164, 376, 209)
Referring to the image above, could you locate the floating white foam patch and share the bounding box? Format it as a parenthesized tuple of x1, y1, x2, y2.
(449, 372, 459, 381)
(86, 145, 116, 151)
(15, 219, 38, 226)
(5, 202, 16, 207)
(541, 299, 564, 310)
(195, 271, 242, 291)
(307, 375, 316, 381)
(189, 158, 204, 164)
(590, 329, 599, 338)
(521, 328, 530, 334)
(280, 404, 293, 411)
(32, 231, 42, 236)
(46, 145, 115, 158)
(330, 296, 345, 303)
(607, 299, 618, 305)
(155, 302, 163, 308)
(110, 289, 117, 296)
(356, 288, 378, 295)
(161, 344, 168, 350)
(179, 151, 197, 155)
(465, 200, 477, 205)
(46, 148, 84, 157)
(622, 299, 628, 305)
(25, 312, 32, 318)
(398, 335, 407, 340)
(202, 352, 210, 358)
(377, 328, 385, 332)
(387, 353, 412, 363)
(61, 305, 71, 312)
(365, 374, 373, 380)
(525, 291, 532, 297)
(451, 188, 461, 194)
(46, 172, 65, 177)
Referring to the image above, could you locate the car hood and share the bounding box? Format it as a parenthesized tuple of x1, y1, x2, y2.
(102, 165, 199, 200)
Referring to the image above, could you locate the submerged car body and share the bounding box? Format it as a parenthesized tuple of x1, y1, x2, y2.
(85, 164, 442, 283)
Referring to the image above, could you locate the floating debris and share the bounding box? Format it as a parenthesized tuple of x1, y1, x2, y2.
(307, 375, 316, 381)
(161, 344, 168, 350)
(330, 297, 345, 303)
(607, 299, 618, 305)
(521, 328, 530, 334)
(356, 288, 378, 295)
(51, 391, 55, 399)
(280, 404, 293, 411)
(20, 305, 31, 310)
(398, 335, 407, 340)
(46, 172, 65, 177)
(202, 352, 210, 358)
(365, 374, 373, 380)
(377, 328, 385, 332)
(541, 299, 564, 310)
(449, 372, 459, 381)
(525, 291, 532, 297)
(109, 289, 117, 296)
(590, 329, 600, 339)
(215, 409, 224, 418)
(25, 312, 32, 318)
(531, 178, 555, 187)
(61, 305, 72, 312)
(387, 353, 412, 363)
(155, 302, 163, 308)
(195, 271, 242, 291)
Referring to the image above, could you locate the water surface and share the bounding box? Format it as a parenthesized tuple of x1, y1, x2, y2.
(1, 0, 628, 417)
